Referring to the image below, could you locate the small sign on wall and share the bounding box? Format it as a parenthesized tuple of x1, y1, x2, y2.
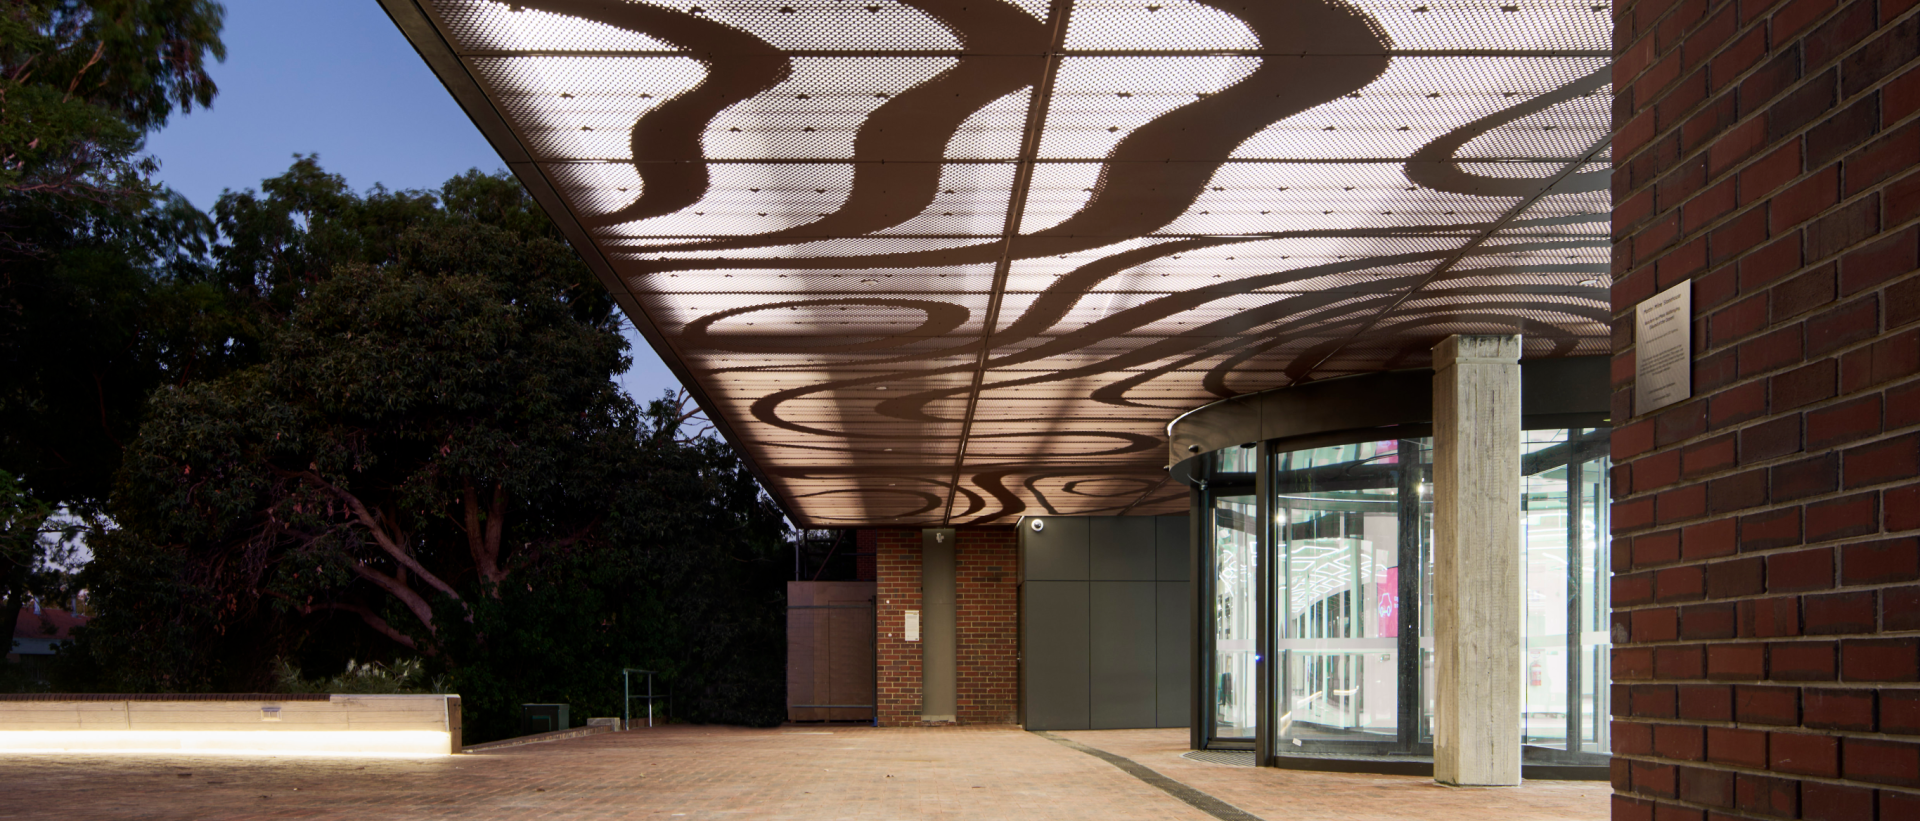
(1635, 280, 1693, 414)
(904, 609, 920, 642)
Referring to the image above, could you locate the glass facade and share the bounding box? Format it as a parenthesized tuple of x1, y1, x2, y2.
(1197, 428, 1611, 765)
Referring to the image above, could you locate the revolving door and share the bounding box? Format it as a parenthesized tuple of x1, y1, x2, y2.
(1193, 429, 1611, 766)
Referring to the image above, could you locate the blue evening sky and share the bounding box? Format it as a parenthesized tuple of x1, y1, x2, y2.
(143, 0, 684, 407)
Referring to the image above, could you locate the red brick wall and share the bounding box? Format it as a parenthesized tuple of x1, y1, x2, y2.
(1611, 0, 1920, 818)
(956, 528, 1019, 725)
(870, 527, 1020, 726)
(874, 528, 922, 726)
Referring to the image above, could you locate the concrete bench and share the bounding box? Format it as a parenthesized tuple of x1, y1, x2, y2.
(0, 694, 462, 756)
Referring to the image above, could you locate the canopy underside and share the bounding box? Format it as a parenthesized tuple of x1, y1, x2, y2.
(381, 0, 1612, 526)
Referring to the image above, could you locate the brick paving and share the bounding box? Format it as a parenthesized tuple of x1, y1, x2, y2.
(1056, 728, 1609, 821)
(0, 724, 1606, 820)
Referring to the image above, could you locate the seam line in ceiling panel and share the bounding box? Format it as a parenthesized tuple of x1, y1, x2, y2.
(940, 0, 1074, 526)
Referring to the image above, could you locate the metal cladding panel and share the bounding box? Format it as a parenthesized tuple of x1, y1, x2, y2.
(1021, 581, 1090, 731)
(1020, 515, 1089, 582)
(1089, 516, 1155, 581)
(920, 528, 957, 719)
(1089, 581, 1157, 730)
(1155, 514, 1190, 582)
(385, 0, 1613, 526)
(1156, 579, 1191, 727)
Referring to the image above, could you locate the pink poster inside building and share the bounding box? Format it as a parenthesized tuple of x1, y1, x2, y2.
(1379, 567, 1399, 637)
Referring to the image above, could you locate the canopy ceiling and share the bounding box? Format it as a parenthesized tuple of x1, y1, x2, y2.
(380, 0, 1612, 527)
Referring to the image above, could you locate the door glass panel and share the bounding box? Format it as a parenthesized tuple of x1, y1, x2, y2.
(1211, 493, 1257, 740)
(1521, 428, 1612, 757)
(1271, 439, 1428, 751)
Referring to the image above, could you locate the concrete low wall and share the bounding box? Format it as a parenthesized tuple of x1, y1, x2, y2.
(461, 722, 610, 753)
(0, 694, 461, 756)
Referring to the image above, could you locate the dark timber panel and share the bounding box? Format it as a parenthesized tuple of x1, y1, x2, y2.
(1022, 517, 1090, 581)
(1090, 581, 1157, 729)
(1090, 517, 1156, 581)
(1021, 581, 1089, 731)
(1156, 580, 1190, 728)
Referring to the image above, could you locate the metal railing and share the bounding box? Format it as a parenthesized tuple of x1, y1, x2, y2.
(621, 668, 670, 728)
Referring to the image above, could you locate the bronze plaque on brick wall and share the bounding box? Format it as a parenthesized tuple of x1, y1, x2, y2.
(1634, 281, 1692, 414)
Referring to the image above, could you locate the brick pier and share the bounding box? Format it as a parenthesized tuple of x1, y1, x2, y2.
(1609, 0, 1920, 816)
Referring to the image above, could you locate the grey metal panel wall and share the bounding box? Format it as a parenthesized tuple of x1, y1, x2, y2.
(921, 529, 957, 720)
(1021, 581, 1089, 731)
(1090, 582, 1157, 729)
(1023, 517, 1090, 581)
(1090, 518, 1155, 581)
(1156, 580, 1190, 727)
(1020, 515, 1190, 731)
(1156, 516, 1189, 582)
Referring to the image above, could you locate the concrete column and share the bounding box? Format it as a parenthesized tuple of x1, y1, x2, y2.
(1430, 334, 1523, 787)
(921, 528, 957, 722)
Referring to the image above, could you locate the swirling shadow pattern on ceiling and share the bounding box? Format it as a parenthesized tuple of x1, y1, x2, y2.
(399, 0, 1614, 526)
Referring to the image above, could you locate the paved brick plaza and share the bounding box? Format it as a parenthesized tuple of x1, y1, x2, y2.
(0, 725, 1605, 820)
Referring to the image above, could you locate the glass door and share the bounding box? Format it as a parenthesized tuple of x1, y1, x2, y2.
(1270, 438, 1430, 753)
(1207, 491, 1258, 745)
(1520, 428, 1612, 761)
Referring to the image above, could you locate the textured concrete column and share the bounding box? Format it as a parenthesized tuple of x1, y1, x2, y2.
(921, 528, 957, 722)
(1431, 334, 1522, 786)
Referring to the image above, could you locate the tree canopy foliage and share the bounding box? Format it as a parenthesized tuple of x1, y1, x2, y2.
(1, 0, 223, 208)
(1, 2, 791, 733)
(2, 469, 55, 653)
(1, 0, 226, 510)
(50, 163, 790, 737)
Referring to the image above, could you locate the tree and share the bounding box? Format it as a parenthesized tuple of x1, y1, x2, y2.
(0, 155, 437, 515)
(0, 468, 53, 654)
(0, 0, 226, 517)
(0, 192, 228, 513)
(441, 400, 792, 738)
(66, 164, 791, 737)
(1, 0, 224, 212)
(108, 173, 627, 653)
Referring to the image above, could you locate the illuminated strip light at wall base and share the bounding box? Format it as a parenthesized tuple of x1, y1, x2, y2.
(0, 730, 453, 757)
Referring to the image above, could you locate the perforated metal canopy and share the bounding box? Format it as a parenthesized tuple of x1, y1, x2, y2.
(379, 0, 1612, 527)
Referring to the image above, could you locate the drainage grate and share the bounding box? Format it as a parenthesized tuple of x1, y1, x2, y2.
(1182, 750, 1255, 767)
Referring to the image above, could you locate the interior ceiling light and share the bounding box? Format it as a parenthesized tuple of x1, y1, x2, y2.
(391, 0, 1612, 527)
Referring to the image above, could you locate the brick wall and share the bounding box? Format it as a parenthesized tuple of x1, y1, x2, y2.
(1611, 0, 1920, 818)
(870, 527, 1020, 726)
(874, 528, 922, 726)
(955, 528, 1019, 725)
